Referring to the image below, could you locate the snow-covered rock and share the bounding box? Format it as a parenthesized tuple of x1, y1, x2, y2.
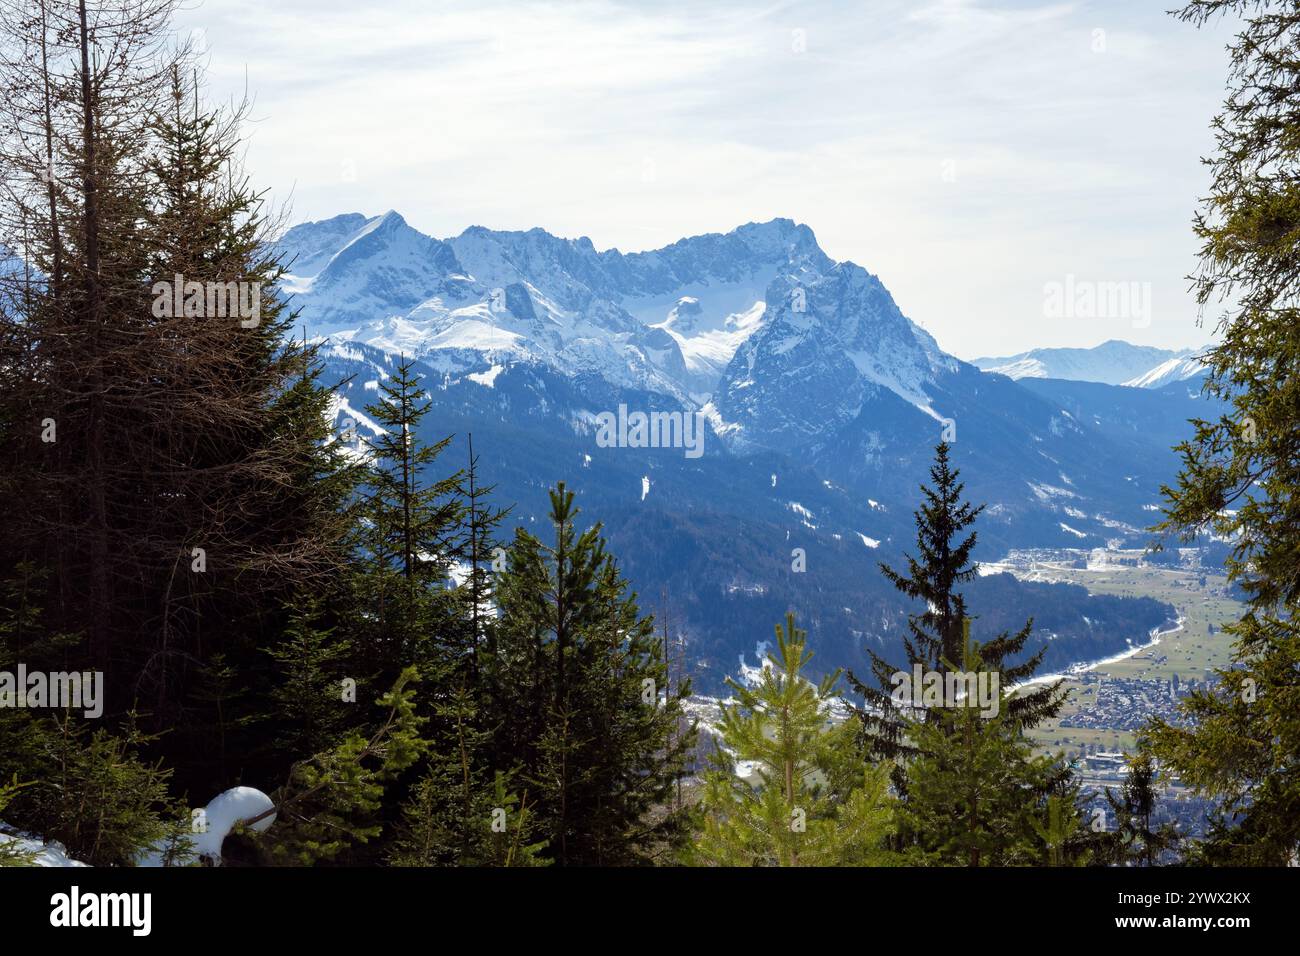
(135, 786, 277, 867)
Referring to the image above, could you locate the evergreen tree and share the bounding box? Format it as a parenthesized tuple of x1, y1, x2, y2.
(0, 776, 37, 866)
(1098, 750, 1181, 867)
(692, 613, 895, 867)
(899, 630, 1070, 867)
(847, 443, 1068, 787)
(264, 595, 355, 762)
(1146, 0, 1300, 865)
(0, 563, 176, 866)
(0, 4, 364, 802)
(254, 669, 425, 866)
(455, 433, 510, 683)
(490, 483, 695, 865)
(389, 683, 547, 867)
(1030, 792, 1091, 867)
(354, 354, 461, 680)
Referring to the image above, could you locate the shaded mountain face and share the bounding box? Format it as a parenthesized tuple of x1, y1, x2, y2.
(274, 214, 1201, 689)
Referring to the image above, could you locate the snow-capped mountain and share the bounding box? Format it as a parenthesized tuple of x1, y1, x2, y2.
(277, 212, 835, 404)
(972, 340, 1199, 386)
(1123, 355, 1207, 389)
(274, 213, 1204, 689)
(709, 261, 957, 451)
(275, 213, 1210, 545)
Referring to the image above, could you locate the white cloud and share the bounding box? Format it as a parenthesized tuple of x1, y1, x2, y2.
(175, 0, 1236, 357)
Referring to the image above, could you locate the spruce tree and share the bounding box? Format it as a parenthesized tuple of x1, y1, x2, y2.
(0, 777, 37, 866)
(0, 562, 176, 866)
(0, 4, 364, 801)
(847, 443, 1068, 788)
(491, 483, 695, 865)
(454, 433, 510, 682)
(264, 595, 355, 762)
(254, 669, 425, 866)
(899, 630, 1069, 867)
(388, 682, 547, 867)
(354, 354, 461, 680)
(1030, 792, 1091, 867)
(1146, 0, 1300, 864)
(1098, 750, 1180, 867)
(692, 613, 895, 867)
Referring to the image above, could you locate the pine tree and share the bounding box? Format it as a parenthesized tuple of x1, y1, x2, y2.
(264, 595, 355, 762)
(388, 682, 548, 867)
(0, 776, 37, 866)
(255, 669, 425, 866)
(455, 433, 510, 683)
(847, 443, 1068, 789)
(692, 613, 895, 867)
(899, 631, 1068, 867)
(1030, 792, 1091, 867)
(1098, 751, 1180, 867)
(0, 562, 177, 866)
(354, 354, 461, 679)
(1146, 0, 1300, 865)
(490, 483, 695, 865)
(0, 4, 364, 802)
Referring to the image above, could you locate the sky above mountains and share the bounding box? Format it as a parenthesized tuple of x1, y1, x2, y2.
(175, 0, 1235, 359)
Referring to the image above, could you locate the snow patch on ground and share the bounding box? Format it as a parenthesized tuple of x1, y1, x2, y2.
(467, 364, 504, 387)
(0, 830, 88, 866)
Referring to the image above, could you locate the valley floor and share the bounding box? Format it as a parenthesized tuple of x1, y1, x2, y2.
(999, 553, 1241, 838)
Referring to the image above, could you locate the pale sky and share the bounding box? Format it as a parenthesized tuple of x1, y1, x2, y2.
(174, 0, 1236, 359)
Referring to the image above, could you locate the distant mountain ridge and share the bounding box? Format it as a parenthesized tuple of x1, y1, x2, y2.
(972, 340, 1206, 388)
(271, 212, 1207, 688)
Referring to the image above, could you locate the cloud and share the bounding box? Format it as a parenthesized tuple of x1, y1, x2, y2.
(175, 0, 1235, 357)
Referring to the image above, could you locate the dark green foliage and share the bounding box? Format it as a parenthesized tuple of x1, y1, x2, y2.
(352, 354, 462, 682)
(1147, 0, 1300, 865)
(265, 595, 355, 761)
(488, 483, 696, 865)
(0, 564, 174, 866)
(389, 683, 547, 867)
(256, 669, 425, 866)
(0, 776, 38, 866)
(899, 634, 1078, 867)
(847, 443, 1069, 787)
(1096, 750, 1181, 867)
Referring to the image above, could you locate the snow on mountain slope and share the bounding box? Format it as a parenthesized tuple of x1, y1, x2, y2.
(710, 261, 959, 450)
(277, 211, 1199, 552)
(612, 219, 830, 393)
(278, 214, 690, 399)
(279, 211, 472, 333)
(277, 215, 842, 403)
(972, 340, 1194, 385)
(650, 297, 766, 398)
(1123, 355, 1207, 389)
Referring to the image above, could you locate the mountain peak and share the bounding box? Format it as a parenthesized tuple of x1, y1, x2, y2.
(972, 340, 1205, 387)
